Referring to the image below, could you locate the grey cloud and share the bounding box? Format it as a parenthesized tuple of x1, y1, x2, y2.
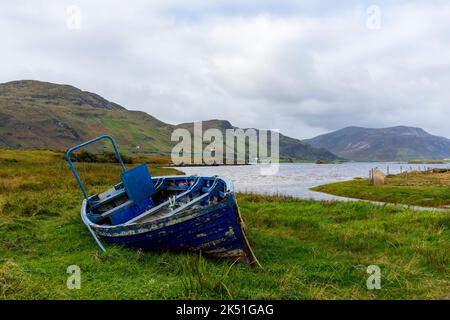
(1, 1, 450, 140)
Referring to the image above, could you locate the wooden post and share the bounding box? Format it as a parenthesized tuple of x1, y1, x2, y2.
(369, 168, 374, 184)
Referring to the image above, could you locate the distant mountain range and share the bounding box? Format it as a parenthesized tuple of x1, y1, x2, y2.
(305, 126, 450, 161)
(3, 80, 450, 162)
(177, 120, 338, 161)
(0, 80, 337, 161)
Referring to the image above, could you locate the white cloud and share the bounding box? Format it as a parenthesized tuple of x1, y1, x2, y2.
(1, 1, 450, 139)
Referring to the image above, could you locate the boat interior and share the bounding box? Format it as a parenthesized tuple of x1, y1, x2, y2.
(86, 164, 228, 226)
(66, 135, 229, 227)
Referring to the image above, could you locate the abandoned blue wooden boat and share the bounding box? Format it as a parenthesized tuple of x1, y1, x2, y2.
(66, 135, 257, 264)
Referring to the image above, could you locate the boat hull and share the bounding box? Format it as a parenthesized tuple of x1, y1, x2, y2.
(85, 193, 257, 264)
(68, 136, 257, 264)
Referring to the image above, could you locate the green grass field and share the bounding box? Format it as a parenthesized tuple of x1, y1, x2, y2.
(408, 160, 449, 164)
(0, 150, 448, 299)
(312, 171, 450, 208)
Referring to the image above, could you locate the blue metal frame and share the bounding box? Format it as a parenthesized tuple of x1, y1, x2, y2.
(66, 134, 127, 253)
(66, 134, 126, 202)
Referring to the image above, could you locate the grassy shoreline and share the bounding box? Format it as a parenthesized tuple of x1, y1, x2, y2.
(407, 160, 449, 164)
(312, 170, 450, 208)
(0, 150, 449, 299)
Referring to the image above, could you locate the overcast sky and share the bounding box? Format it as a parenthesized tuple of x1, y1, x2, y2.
(1, 1, 450, 139)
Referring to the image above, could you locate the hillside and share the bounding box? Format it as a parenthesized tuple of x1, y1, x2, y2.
(177, 120, 339, 161)
(0, 80, 174, 154)
(0, 80, 337, 161)
(305, 126, 450, 161)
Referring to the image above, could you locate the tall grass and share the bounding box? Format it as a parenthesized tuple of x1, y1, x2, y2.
(0, 149, 448, 299)
(181, 253, 236, 299)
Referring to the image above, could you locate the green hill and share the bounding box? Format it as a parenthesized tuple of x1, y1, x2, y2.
(0, 80, 176, 154)
(0, 80, 338, 161)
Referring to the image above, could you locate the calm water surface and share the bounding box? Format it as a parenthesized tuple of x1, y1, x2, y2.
(176, 162, 450, 201)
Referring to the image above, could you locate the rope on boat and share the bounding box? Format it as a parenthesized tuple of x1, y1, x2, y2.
(168, 195, 177, 211)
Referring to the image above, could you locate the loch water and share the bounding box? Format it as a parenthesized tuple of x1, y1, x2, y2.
(176, 162, 450, 201)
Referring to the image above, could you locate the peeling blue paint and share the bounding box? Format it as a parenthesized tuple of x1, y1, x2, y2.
(67, 135, 257, 264)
